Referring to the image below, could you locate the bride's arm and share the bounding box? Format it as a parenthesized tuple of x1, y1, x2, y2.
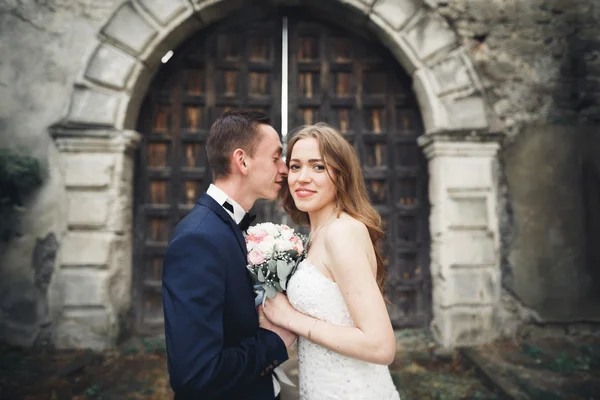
(264, 218, 396, 365)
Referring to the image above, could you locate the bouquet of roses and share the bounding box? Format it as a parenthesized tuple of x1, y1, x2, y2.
(245, 222, 307, 306)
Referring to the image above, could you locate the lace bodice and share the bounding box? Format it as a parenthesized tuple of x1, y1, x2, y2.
(286, 259, 401, 400)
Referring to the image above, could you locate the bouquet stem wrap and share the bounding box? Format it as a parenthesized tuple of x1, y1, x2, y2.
(244, 223, 307, 388)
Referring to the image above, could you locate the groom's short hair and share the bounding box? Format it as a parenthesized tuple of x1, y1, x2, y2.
(206, 110, 271, 179)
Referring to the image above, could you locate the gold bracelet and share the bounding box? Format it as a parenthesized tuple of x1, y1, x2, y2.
(307, 318, 318, 341)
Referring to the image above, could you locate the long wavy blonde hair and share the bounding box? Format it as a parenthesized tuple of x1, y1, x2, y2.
(281, 123, 387, 293)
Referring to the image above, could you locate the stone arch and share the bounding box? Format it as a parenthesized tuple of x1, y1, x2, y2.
(49, 0, 502, 350)
(54, 0, 491, 134)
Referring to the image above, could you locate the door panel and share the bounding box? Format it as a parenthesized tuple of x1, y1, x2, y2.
(287, 16, 430, 328)
(134, 12, 281, 333)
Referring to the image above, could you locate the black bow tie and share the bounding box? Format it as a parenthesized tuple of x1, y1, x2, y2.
(238, 212, 256, 232)
(223, 201, 255, 231)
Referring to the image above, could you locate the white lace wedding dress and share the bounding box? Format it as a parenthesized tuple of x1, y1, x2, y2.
(286, 259, 401, 400)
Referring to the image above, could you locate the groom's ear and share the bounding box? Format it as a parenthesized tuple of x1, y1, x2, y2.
(232, 148, 249, 175)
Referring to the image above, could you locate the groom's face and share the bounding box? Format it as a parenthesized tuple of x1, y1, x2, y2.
(246, 124, 288, 200)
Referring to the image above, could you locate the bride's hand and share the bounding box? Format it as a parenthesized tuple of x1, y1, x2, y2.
(263, 292, 296, 328)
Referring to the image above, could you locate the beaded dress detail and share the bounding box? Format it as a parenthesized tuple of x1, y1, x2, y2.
(286, 259, 401, 400)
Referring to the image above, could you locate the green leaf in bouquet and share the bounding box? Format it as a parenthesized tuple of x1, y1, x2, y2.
(280, 278, 287, 291)
(287, 250, 298, 259)
(268, 259, 277, 273)
(265, 284, 277, 299)
(274, 281, 283, 292)
(258, 268, 265, 283)
(277, 260, 291, 280)
(247, 267, 259, 283)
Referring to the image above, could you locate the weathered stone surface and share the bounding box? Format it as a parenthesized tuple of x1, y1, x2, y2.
(58, 269, 109, 306)
(55, 309, 115, 349)
(84, 44, 137, 90)
(412, 68, 448, 132)
(62, 153, 115, 189)
(61, 232, 114, 267)
(66, 86, 121, 127)
(404, 12, 458, 62)
(435, 267, 499, 307)
(67, 193, 110, 227)
(433, 305, 497, 348)
(138, 0, 190, 26)
(429, 50, 474, 95)
(447, 196, 489, 229)
(502, 125, 598, 322)
(101, 2, 158, 55)
(32, 233, 60, 292)
(443, 231, 497, 266)
(444, 95, 489, 130)
(0, 280, 40, 347)
(435, 156, 493, 191)
(371, 0, 420, 31)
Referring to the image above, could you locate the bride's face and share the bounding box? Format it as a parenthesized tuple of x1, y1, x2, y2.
(287, 138, 337, 213)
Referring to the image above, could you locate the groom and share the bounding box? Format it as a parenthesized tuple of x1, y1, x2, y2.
(162, 111, 296, 399)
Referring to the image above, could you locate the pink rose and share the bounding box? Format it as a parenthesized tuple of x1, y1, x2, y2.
(254, 230, 268, 240)
(248, 249, 265, 265)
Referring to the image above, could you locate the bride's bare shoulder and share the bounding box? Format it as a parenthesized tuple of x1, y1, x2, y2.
(325, 213, 369, 244)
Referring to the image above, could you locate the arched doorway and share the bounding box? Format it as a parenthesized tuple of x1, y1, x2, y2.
(133, 8, 430, 334)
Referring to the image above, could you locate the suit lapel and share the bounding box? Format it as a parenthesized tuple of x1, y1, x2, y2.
(197, 194, 247, 256)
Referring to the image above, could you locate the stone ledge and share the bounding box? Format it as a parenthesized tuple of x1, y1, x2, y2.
(55, 131, 141, 153)
(420, 138, 501, 158)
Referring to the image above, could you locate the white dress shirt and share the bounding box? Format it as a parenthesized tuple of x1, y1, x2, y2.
(206, 184, 247, 224)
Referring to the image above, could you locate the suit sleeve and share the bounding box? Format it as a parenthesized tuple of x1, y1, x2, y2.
(162, 229, 288, 398)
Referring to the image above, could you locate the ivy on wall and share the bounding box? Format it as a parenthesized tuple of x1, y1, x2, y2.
(0, 149, 45, 241)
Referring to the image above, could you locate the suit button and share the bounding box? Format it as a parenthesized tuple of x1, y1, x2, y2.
(274, 360, 278, 366)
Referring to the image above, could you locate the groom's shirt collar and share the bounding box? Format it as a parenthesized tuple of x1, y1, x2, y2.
(206, 184, 247, 225)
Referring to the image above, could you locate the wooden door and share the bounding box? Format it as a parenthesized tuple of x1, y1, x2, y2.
(287, 16, 431, 328)
(134, 11, 430, 333)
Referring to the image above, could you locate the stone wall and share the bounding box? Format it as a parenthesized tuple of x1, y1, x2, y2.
(0, 0, 121, 346)
(502, 124, 600, 323)
(431, 0, 600, 134)
(427, 0, 600, 326)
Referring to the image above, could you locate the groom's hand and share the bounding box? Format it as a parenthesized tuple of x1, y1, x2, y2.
(258, 305, 297, 348)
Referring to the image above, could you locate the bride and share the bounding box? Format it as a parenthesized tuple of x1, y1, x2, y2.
(261, 123, 401, 400)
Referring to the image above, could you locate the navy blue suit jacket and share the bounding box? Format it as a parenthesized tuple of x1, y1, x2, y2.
(162, 194, 288, 399)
